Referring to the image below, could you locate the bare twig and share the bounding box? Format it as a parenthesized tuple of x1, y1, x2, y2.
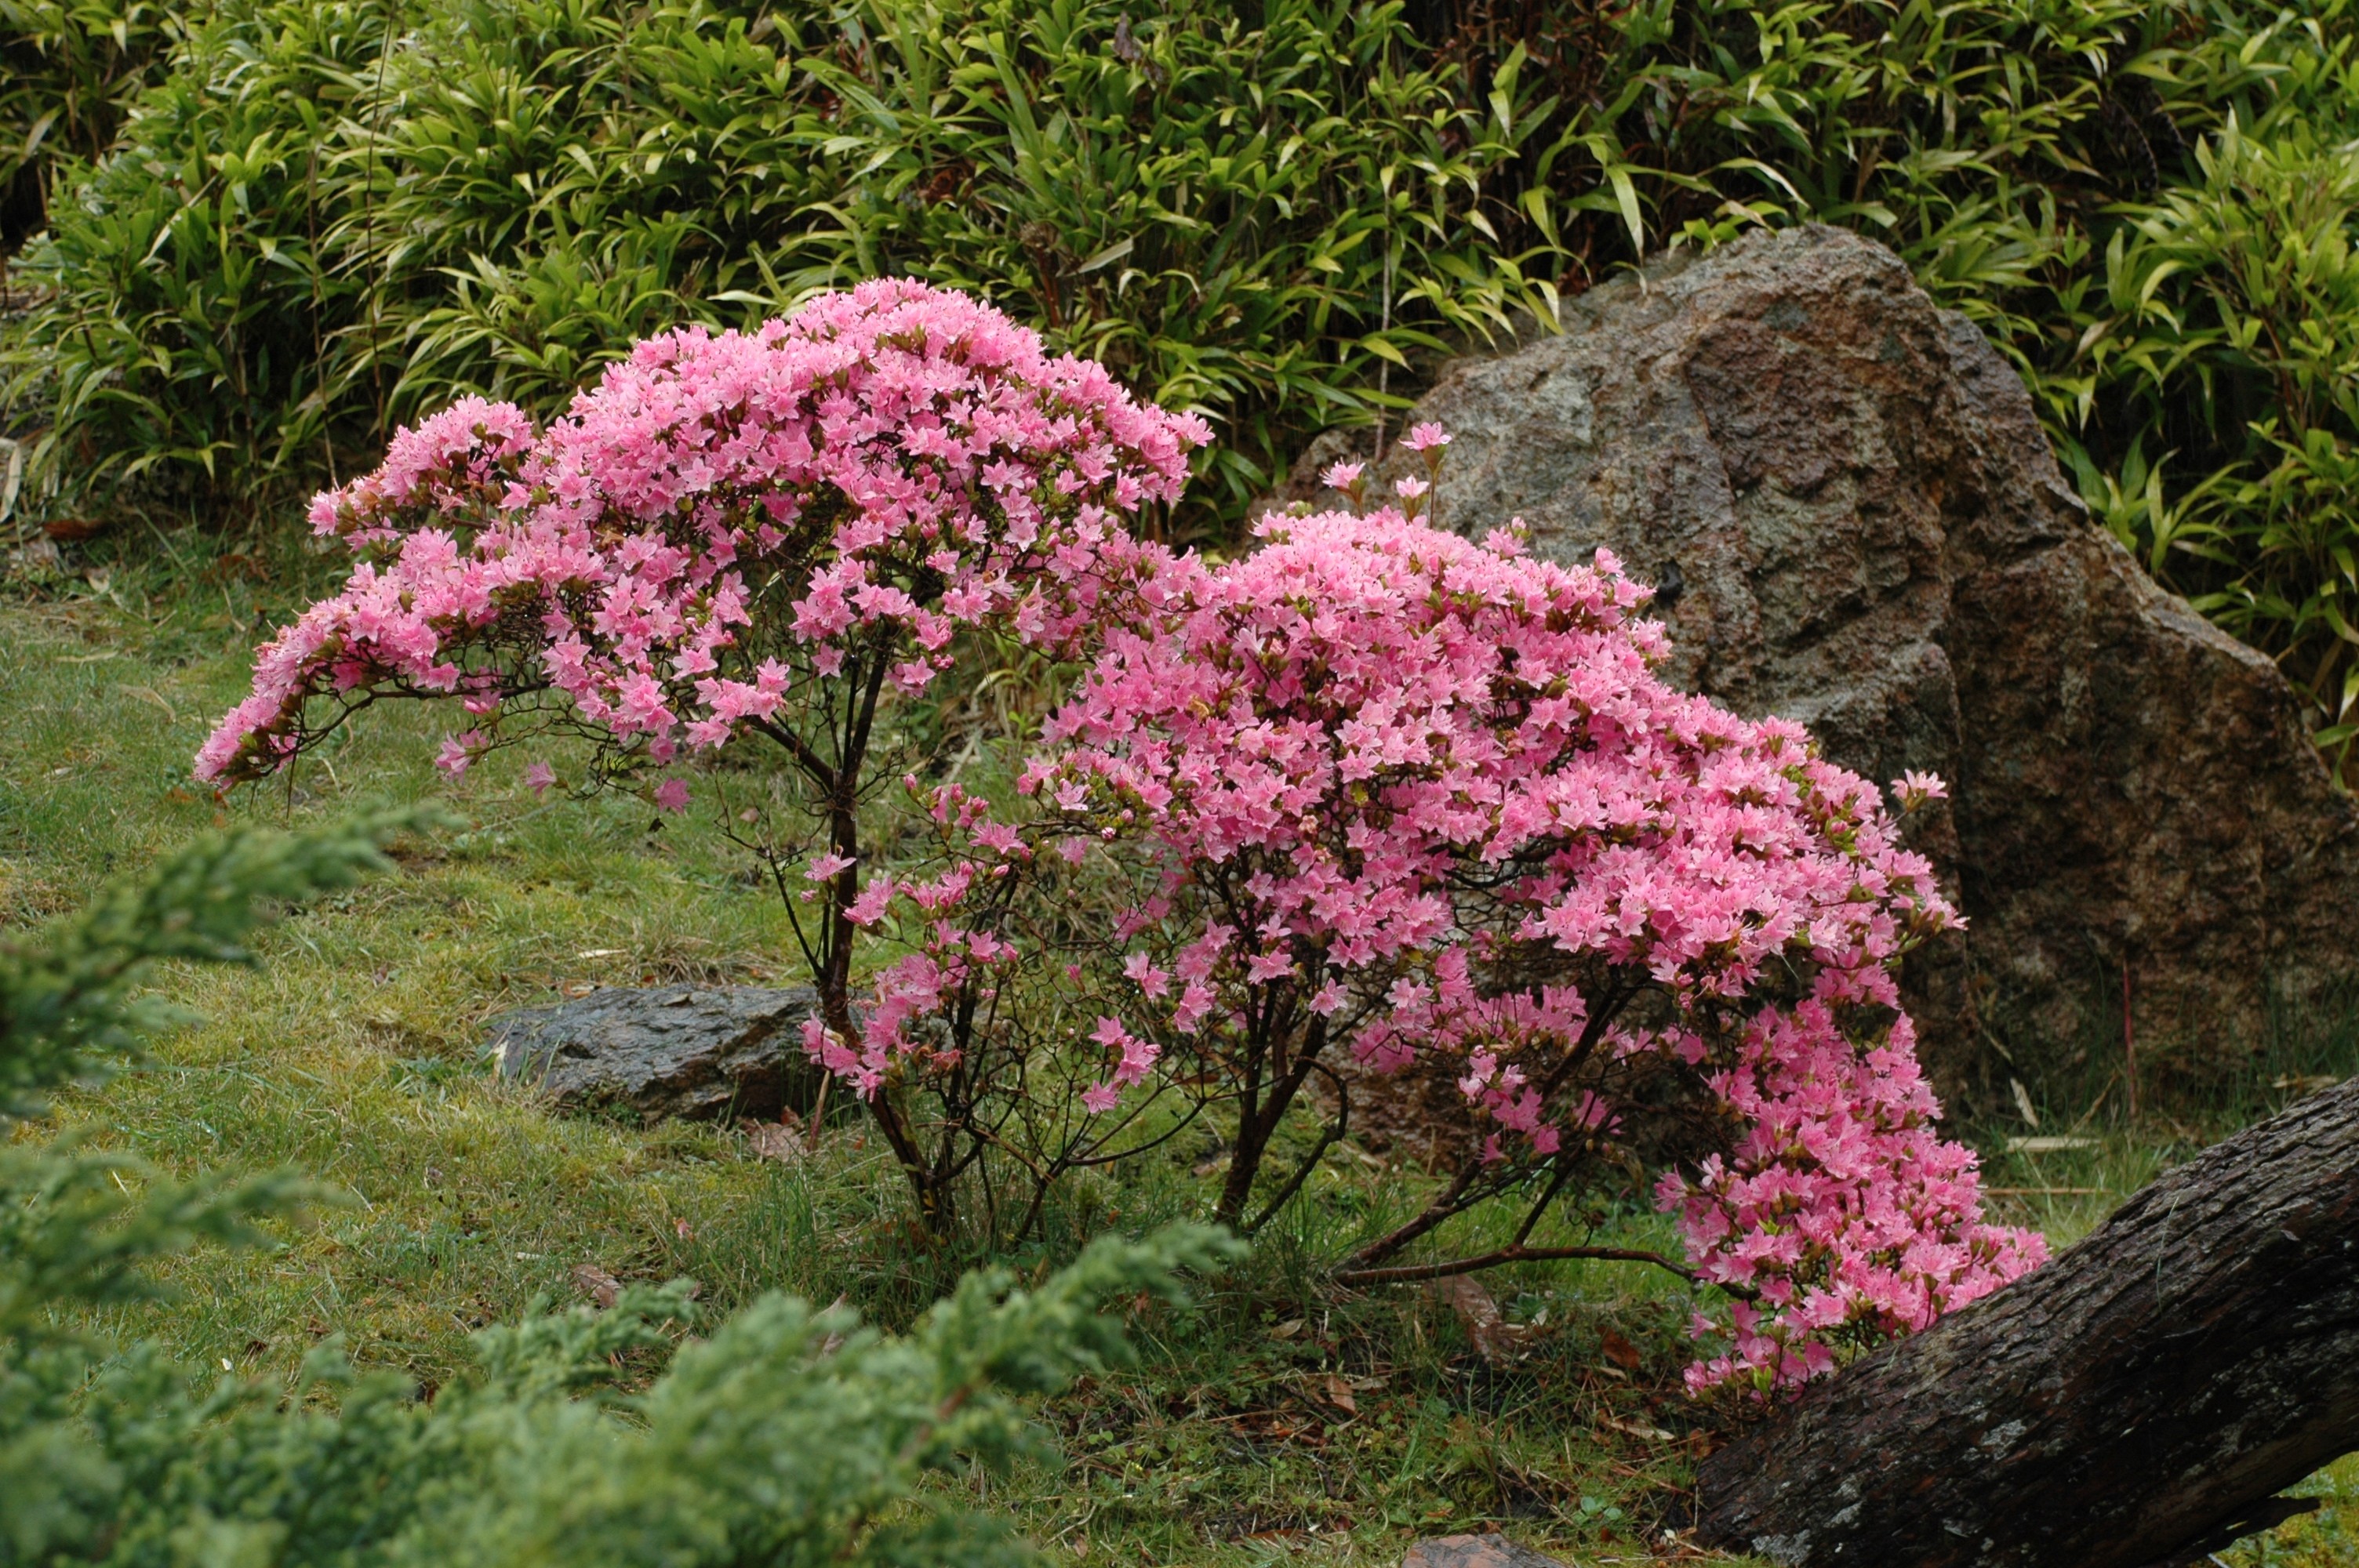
(1335, 1243, 1698, 1289)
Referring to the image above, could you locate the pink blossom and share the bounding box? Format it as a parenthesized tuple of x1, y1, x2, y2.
(845, 877, 895, 927)
(653, 778, 691, 813)
(1399, 422, 1452, 453)
(1123, 951, 1171, 999)
(523, 760, 557, 795)
(434, 731, 485, 778)
(1895, 770, 1950, 807)
(1319, 459, 1365, 491)
(194, 280, 1209, 790)
(1033, 504, 2037, 1392)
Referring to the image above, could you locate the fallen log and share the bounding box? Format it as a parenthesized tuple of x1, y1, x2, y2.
(1696, 1075, 2359, 1566)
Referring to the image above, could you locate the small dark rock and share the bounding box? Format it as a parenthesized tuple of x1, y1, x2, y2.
(488, 985, 823, 1124)
(1401, 1534, 1568, 1568)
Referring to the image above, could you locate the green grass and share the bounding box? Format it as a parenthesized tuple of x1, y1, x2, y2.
(2224, 1455, 2359, 1567)
(0, 558, 1739, 1563)
(2, 551, 2350, 1565)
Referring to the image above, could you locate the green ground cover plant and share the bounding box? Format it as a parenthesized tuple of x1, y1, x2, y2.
(0, 797, 1246, 1565)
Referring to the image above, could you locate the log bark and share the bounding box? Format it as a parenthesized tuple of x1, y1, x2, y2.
(1696, 1076, 2359, 1566)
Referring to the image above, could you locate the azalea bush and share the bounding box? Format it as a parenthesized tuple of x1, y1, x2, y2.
(883, 437, 2048, 1391)
(203, 291, 2038, 1389)
(198, 278, 1210, 1238)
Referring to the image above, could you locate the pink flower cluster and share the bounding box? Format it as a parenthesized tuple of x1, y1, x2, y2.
(1023, 505, 2042, 1388)
(195, 279, 1208, 786)
(817, 780, 1165, 1118)
(800, 780, 1032, 1096)
(1661, 997, 2044, 1390)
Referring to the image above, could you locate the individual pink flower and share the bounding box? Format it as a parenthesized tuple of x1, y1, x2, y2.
(1123, 951, 1170, 999)
(1320, 459, 1365, 491)
(652, 778, 691, 813)
(845, 877, 895, 927)
(523, 760, 557, 795)
(434, 731, 485, 778)
(1895, 770, 1950, 807)
(1399, 422, 1452, 453)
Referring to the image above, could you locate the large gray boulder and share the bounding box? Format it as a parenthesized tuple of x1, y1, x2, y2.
(1280, 225, 2359, 1096)
(489, 985, 823, 1123)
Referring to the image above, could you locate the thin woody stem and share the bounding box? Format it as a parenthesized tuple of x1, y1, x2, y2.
(1335, 1246, 1699, 1289)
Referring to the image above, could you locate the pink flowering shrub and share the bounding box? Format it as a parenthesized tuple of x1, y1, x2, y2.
(202, 285, 2037, 1389)
(998, 496, 2044, 1391)
(196, 279, 1208, 1233)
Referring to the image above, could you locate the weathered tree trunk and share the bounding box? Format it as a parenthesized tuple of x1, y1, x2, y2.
(1697, 1076, 2359, 1567)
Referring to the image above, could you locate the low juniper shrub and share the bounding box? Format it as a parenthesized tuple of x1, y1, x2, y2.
(0, 814, 1238, 1566)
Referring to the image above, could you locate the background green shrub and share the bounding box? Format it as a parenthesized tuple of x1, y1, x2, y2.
(12, 0, 2359, 751)
(4, 0, 1561, 538)
(0, 0, 189, 248)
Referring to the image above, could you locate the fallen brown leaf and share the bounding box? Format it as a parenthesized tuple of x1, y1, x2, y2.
(1601, 1411, 1677, 1443)
(574, 1264, 622, 1309)
(1600, 1327, 1643, 1370)
(1429, 1275, 1532, 1363)
(1321, 1374, 1358, 1416)
(745, 1118, 804, 1163)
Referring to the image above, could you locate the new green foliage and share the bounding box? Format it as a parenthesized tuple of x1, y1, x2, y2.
(0, 814, 1237, 1566)
(14, 0, 2359, 750)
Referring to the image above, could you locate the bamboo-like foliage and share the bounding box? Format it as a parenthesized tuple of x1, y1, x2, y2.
(5, 0, 1561, 540)
(12, 0, 2359, 754)
(0, 0, 187, 220)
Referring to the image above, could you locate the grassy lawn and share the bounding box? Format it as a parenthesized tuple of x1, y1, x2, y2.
(2, 554, 2350, 1566)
